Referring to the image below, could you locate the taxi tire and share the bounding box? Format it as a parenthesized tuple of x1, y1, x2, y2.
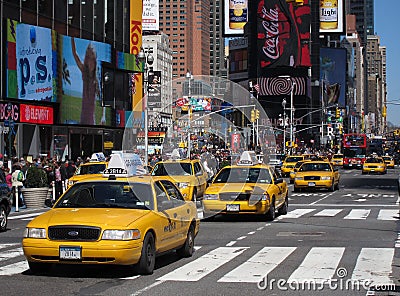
(28, 261, 51, 274)
(137, 232, 156, 275)
(0, 204, 7, 232)
(278, 196, 288, 215)
(328, 181, 335, 192)
(266, 198, 276, 221)
(177, 225, 195, 258)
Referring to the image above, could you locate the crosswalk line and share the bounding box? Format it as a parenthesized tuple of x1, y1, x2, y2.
(0, 248, 24, 262)
(0, 260, 29, 276)
(288, 247, 345, 284)
(377, 209, 399, 221)
(352, 248, 394, 285)
(218, 247, 296, 283)
(0, 244, 19, 250)
(284, 209, 316, 218)
(313, 209, 342, 217)
(157, 247, 248, 282)
(8, 213, 43, 220)
(343, 209, 371, 220)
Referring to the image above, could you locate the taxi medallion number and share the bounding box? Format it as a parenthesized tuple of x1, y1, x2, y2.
(60, 246, 81, 260)
(226, 204, 240, 212)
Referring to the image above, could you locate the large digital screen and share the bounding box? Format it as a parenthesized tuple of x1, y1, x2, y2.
(60, 36, 112, 125)
(223, 0, 248, 36)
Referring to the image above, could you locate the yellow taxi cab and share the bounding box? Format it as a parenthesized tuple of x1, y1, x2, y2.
(23, 153, 199, 275)
(330, 154, 344, 166)
(67, 153, 108, 188)
(280, 155, 305, 177)
(294, 161, 340, 192)
(289, 159, 311, 184)
(362, 156, 387, 174)
(382, 155, 395, 169)
(151, 158, 208, 202)
(202, 151, 288, 221)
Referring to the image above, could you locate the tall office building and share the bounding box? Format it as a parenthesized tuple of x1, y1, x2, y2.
(159, 0, 210, 78)
(346, 0, 374, 46)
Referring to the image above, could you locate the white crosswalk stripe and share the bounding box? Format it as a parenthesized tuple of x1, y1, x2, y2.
(0, 244, 396, 287)
(284, 208, 316, 218)
(377, 209, 399, 221)
(313, 209, 342, 217)
(8, 212, 44, 220)
(280, 208, 398, 220)
(344, 209, 371, 220)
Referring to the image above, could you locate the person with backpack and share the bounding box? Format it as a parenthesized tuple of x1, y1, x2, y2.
(11, 164, 25, 210)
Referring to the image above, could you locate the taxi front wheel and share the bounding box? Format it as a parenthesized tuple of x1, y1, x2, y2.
(266, 199, 276, 221)
(137, 232, 156, 275)
(177, 225, 195, 258)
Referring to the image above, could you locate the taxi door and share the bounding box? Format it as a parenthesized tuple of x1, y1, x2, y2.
(159, 180, 191, 245)
(194, 162, 207, 197)
(271, 168, 286, 208)
(154, 181, 181, 252)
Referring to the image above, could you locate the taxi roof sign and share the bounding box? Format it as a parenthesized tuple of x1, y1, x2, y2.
(237, 151, 259, 166)
(90, 152, 106, 162)
(103, 152, 146, 177)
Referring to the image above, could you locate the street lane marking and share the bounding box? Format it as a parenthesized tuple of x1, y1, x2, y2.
(237, 236, 246, 241)
(352, 248, 394, 285)
(8, 213, 42, 220)
(395, 233, 400, 248)
(218, 247, 296, 283)
(288, 247, 345, 284)
(377, 209, 399, 221)
(0, 248, 24, 261)
(0, 260, 29, 276)
(284, 208, 315, 219)
(313, 209, 342, 217)
(309, 192, 335, 205)
(290, 204, 398, 207)
(226, 241, 236, 247)
(247, 231, 255, 235)
(157, 247, 248, 282)
(343, 209, 371, 220)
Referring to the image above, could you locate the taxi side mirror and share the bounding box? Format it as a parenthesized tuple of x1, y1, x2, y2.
(45, 199, 55, 208)
(275, 178, 284, 184)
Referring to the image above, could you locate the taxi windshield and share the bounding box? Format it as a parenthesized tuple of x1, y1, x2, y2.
(152, 163, 193, 176)
(55, 181, 154, 210)
(333, 154, 343, 159)
(365, 158, 384, 163)
(213, 168, 272, 184)
(285, 156, 303, 162)
(382, 156, 391, 161)
(76, 164, 107, 175)
(299, 163, 332, 172)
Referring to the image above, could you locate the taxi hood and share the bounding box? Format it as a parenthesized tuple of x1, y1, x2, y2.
(206, 183, 268, 193)
(29, 208, 151, 228)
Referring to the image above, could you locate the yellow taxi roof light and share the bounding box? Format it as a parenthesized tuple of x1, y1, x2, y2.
(90, 152, 106, 162)
(237, 151, 260, 166)
(103, 152, 146, 178)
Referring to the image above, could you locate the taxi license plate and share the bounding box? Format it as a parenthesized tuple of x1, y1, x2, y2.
(226, 204, 240, 212)
(308, 182, 316, 187)
(60, 246, 81, 260)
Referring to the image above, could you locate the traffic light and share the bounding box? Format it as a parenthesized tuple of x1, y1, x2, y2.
(338, 124, 343, 135)
(250, 109, 255, 122)
(335, 108, 340, 118)
(255, 110, 260, 120)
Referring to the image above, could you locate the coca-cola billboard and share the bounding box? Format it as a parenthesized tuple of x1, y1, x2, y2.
(257, 0, 311, 72)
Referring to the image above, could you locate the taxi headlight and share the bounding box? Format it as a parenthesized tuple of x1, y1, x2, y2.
(295, 177, 303, 180)
(204, 194, 218, 200)
(23, 228, 46, 239)
(321, 176, 331, 180)
(102, 229, 141, 240)
(177, 182, 189, 189)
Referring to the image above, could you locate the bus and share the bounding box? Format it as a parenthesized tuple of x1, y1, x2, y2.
(342, 133, 367, 169)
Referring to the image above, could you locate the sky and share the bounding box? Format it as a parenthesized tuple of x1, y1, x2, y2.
(375, 0, 400, 126)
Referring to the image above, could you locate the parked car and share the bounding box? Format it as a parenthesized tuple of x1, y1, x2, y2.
(0, 183, 12, 232)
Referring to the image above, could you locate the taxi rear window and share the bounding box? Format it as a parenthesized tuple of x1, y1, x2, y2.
(285, 156, 303, 162)
(152, 163, 193, 176)
(55, 181, 154, 210)
(77, 164, 107, 175)
(300, 163, 331, 172)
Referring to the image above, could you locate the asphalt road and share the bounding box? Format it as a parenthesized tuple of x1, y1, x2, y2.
(1, 168, 400, 296)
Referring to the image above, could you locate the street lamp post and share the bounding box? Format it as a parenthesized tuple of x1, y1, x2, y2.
(282, 99, 287, 154)
(289, 81, 296, 154)
(137, 47, 154, 166)
(186, 71, 193, 159)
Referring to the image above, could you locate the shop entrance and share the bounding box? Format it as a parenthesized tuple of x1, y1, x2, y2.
(70, 128, 103, 161)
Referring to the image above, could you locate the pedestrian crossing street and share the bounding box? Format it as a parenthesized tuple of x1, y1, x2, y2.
(0, 243, 396, 287)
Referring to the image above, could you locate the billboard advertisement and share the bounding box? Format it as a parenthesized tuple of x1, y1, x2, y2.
(8, 22, 56, 102)
(143, 0, 159, 31)
(130, 0, 144, 116)
(320, 47, 347, 108)
(60, 36, 112, 125)
(147, 70, 162, 109)
(223, 0, 248, 36)
(319, 0, 345, 34)
(256, 0, 311, 72)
